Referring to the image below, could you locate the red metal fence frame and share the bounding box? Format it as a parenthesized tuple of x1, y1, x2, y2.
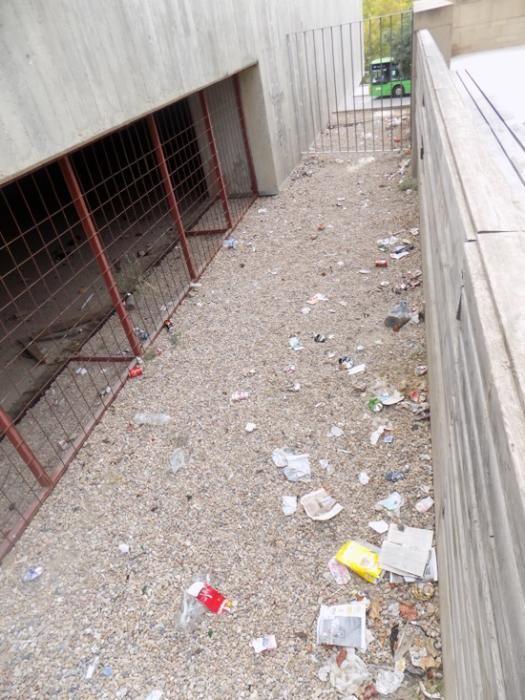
(0, 73, 257, 561)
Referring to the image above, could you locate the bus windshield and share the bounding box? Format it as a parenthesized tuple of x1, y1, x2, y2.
(371, 63, 391, 84)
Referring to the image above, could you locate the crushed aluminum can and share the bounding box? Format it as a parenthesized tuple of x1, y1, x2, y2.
(375, 259, 388, 268)
(128, 366, 143, 379)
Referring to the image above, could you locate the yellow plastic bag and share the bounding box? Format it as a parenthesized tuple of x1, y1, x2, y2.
(335, 540, 383, 584)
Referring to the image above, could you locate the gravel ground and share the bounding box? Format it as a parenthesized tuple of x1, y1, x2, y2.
(0, 152, 441, 700)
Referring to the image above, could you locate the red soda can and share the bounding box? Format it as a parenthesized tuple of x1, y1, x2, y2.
(375, 259, 388, 268)
(128, 366, 143, 378)
(187, 581, 232, 614)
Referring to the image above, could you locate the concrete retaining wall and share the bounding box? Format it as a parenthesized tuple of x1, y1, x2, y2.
(415, 29, 525, 699)
(414, 0, 525, 65)
(0, 0, 362, 191)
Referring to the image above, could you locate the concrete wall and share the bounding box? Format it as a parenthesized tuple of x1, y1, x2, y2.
(451, 0, 525, 55)
(0, 0, 362, 192)
(414, 29, 525, 700)
(414, 0, 525, 63)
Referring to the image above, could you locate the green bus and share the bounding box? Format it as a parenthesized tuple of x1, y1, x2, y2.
(369, 57, 411, 98)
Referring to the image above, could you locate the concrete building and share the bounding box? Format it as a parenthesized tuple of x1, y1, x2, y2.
(1, 0, 363, 193)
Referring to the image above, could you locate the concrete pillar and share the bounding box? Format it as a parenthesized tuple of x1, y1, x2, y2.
(237, 65, 279, 195)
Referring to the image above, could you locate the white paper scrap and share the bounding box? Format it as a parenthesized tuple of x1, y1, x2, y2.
(251, 635, 277, 653)
(369, 520, 389, 534)
(282, 495, 297, 516)
(316, 602, 367, 650)
(300, 488, 343, 521)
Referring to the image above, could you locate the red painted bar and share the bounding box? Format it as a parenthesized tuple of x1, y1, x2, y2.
(199, 90, 234, 229)
(146, 114, 198, 281)
(59, 156, 143, 357)
(0, 406, 52, 487)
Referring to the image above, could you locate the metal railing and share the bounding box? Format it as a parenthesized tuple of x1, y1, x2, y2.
(287, 11, 413, 153)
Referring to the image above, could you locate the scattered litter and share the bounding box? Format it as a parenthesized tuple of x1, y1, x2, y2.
(314, 333, 327, 343)
(75, 367, 87, 376)
(377, 235, 400, 251)
(272, 448, 311, 482)
(336, 541, 383, 584)
(144, 691, 163, 700)
(375, 669, 404, 695)
(245, 422, 257, 433)
(359, 269, 371, 275)
(376, 492, 402, 513)
(390, 250, 410, 260)
(328, 557, 352, 585)
(318, 649, 370, 696)
(102, 665, 113, 678)
(317, 601, 367, 649)
(338, 355, 354, 369)
(186, 581, 233, 615)
(348, 363, 366, 375)
(370, 425, 386, 445)
(369, 520, 389, 534)
(385, 469, 406, 483)
(307, 293, 328, 305)
(415, 365, 428, 376)
(251, 635, 277, 653)
(118, 543, 130, 554)
(416, 496, 434, 513)
(319, 458, 335, 475)
(300, 488, 343, 521)
(374, 387, 404, 405)
(329, 426, 344, 438)
(358, 471, 370, 485)
(288, 336, 304, 351)
(231, 390, 250, 402)
(85, 655, 100, 680)
(301, 306, 311, 315)
(419, 681, 442, 699)
(375, 259, 388, 268)
(133, 412, 171, 426)
(287, 382, 301, 392)
(162, 319, 175, 335)
(384, 301, 411, 331)
(257, 208, 267, 214)
(22, 566, 43, 582)
(383, 434, 394, 444)
(134, 327, 149, 341)
(400, 602, 417, 620)
(128, 366, 143, 378)
(223, 238, 239, 249)
(169, 447, 186, 475)
(368, 398, 384, 413)
(379, 524, 433, 578)
(282, 495, 297, 516)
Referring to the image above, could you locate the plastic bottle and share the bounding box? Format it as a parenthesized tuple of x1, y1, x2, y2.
(133, 412, 171, 426)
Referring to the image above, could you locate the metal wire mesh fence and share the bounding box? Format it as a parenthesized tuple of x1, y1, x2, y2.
(287, 11, 413, 153)
(0, 74, 257, 559)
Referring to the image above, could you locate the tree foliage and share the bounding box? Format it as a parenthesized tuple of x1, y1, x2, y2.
(362, 0, 413, 79)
